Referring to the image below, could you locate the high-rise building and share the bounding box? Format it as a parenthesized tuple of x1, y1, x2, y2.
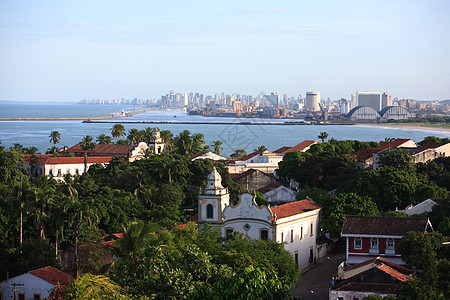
(351, 94, 356, 106)
(357, 92, 382, 112)
(382, 92, 392, 108)
(305, 92, 320, 111)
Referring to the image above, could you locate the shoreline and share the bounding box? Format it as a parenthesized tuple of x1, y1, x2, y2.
(357, 123, 450, 132)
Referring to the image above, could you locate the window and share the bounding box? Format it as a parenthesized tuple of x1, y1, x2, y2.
(291, 229, 294, 243)
(310, 223, 314, 236)
(260, 229, 268, 241)
(57, 169, 62, 176)
(226, 228, 234, 238)
(387, 238, 395, 250)
(206, 204, 213, 219)
(34, 294, 41, 300)
(300, 227, 303, 240)
(354, 237, 362, 249)
(281, 232, 284, 242)
(294, 251, 299, 267)
(49, 169, 53, 176)
(75, 169, 79, 175)
(371, 238, 379, 249)
(18, 294, 25, 300)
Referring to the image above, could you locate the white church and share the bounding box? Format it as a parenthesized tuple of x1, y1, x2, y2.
(197, 168, 322, 268)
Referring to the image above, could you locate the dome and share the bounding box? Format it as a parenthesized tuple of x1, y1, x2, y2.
(206, 167, 224, 189)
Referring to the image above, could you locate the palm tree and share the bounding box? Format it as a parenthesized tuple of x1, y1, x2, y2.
(174, 130, 193, 156)
(127, 128, 140, 145)
(11, 179, 32, 253)
(160, 130, 174, 153)
(110, 124, 125, 143)
(49, 131, 61, 145)
(113, 221, 150, 261)
(65, 273, 124, 299)
(80, 135, 96, 173)
(230, 149, 247, 159)
(65, 197, 99, 277)
(318, 131, 329, 143)
(212, 140, 223, 154)
(96, 134, 112, 145)
(28, 185, 55, 240)
(192, 132, 205, 153)
(144, 127, 154, 144)
(254, 145, 267, 152)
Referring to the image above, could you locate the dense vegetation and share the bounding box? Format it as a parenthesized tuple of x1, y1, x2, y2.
(1, 132, 449, 299)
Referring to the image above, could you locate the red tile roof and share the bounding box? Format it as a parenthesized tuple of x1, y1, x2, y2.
(284, 140, 317, 153)
(354, 147, 384, 161)
(379, 138, 415, 149)
(102, 233, 124, 241)
(341, 216, 430, 236)
(189, 151, 207, 160)
(271, 199, 322, 220)
(235, 151, 261, 162)
(273, 146, 291, 154)
(344, 257, 413, 278)
(421, 142, 445, 150)
(257, 182, 282, 194)
(28, 266, 74, 286)
(66, 144, 135, 156)
(24, 155, 115, 165)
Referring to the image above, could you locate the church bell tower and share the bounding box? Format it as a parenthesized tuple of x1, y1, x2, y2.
(198, 167, 230, 225)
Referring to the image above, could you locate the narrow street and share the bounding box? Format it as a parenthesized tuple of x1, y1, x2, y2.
(293, 251, 346, 300)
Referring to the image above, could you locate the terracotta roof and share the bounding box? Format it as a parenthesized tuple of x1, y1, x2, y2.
(284, 140, 317, 153)
(257, 182, 282, 194)
(334, 282, 401, 293)
(235, 151, 261, 162)
(341, 216, 430, 236)
(66, 144, 135, 156)
(102, 233, 124, 241)
(189, 151, 207, 160)
(344, 257, 413, 279)
(273, 146, 291, 154)
(420, 142, 445, 150)
(271, 199, 321, 220)
(379, 138, 415, 149)
(354, 147, 384, 161)
(24, 155, 115, 165)
(28, 266, 74, 286)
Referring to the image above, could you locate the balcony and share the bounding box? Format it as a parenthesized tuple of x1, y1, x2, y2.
(369, 248, 379, 255)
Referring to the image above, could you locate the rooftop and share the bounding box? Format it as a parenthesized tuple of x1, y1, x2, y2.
(65, 144, 135, 155)
(24, 155, 116, 165)
(28, 266, 74, 286)
(284, 140, 318, 153)
(271, 199, 322, 220)
(341, 216, 430, 236)
(379, 138, 415, 149)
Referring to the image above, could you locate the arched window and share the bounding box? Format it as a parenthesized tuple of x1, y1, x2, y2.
(206, 204, 213, 219)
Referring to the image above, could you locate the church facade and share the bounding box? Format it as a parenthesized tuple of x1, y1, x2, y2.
(198, 168, 322, 268)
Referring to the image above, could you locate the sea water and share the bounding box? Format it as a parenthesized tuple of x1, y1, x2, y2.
(0, 103, 449, 156)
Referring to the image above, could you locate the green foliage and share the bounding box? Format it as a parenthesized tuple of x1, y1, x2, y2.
(249, 190, 269, 206)
(0, 148, 27, 184)
(418, 135, 450, 146)
(377, 148, 415, 170)
(230, 149, 247, 159)
(276, 151, 311, 181)
(295, 187, 330, 205)
(65, 273, 125, 300)
(383, 211, 409, 217)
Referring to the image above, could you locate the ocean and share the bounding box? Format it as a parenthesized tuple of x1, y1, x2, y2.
(0, 102, 449, 156)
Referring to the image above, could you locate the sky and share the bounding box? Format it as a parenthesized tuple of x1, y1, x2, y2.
(0, 0, 449, 102)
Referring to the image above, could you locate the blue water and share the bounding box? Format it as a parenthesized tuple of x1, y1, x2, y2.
(0, 103, 449, 156)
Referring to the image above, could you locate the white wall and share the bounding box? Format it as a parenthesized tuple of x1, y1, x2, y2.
(3, 273, 55, 300)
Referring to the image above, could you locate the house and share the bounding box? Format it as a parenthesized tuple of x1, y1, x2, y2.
(1, 266, 74, 300)
(403, 198, 438, 216)
(353, 147, 385, 170)
(329, 257, 414, 300)
(421, 142, 450, 157)
(197, 168, 322, 268)
(341, 216, 433, 265)
(231, 169, 277, 191)
(257, 182, 298, 205)
(227, 150, 284, 173)
(379, 138, 417, 149)
(23, 155, 115, 180)
(189, 151, 227, 161)
(65, 142, 149, 162)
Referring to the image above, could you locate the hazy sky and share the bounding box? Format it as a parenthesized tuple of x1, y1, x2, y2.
(1, 0, 449, 101)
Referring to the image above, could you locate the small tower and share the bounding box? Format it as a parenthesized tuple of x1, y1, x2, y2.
(198, 167, 229, 225)
(149, 127, 165, 154)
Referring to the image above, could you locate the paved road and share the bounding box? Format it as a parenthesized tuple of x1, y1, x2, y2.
(293, 251, 346, 300)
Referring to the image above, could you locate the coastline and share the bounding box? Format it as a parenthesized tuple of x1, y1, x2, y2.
(357, 123, 450, 132)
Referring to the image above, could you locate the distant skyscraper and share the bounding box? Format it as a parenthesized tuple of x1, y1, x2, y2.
(305, 92, 320, 111)
(382, 92, 392, 108)
(351, 94, 357, 106)
(357, 91, 382, 111)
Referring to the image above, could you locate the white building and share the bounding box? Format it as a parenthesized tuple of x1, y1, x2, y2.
(305, 92, 320, 112)
(1, 266, 74, 300)
(227, 150, 284, 173)
(382, 92, 393, 108)
(148, 128, 166, 154)
(357, 91, 382, 112)
(198, 168, 322, 268)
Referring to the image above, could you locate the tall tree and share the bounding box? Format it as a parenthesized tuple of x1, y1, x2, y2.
(254, 145, 268, 152)
(175, 130, 193, 156)
(230, 149, 247, 159)
(377, 148, 414, 170)
(49, 131, 61, 148)
(318, 131, 329, 143)
(79, 135, 96, 173)
(28, 185, 55, 240)
(127, 128, 140, 145)
(110, 124, 126, 143)
(192, 133, 206, 154)
(96, 134, 112, 145)
(160, 130, 174, 153)
(212, 140, 223, 154)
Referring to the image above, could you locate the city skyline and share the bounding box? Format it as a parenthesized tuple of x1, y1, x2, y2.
(1, 0, 449, 102)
